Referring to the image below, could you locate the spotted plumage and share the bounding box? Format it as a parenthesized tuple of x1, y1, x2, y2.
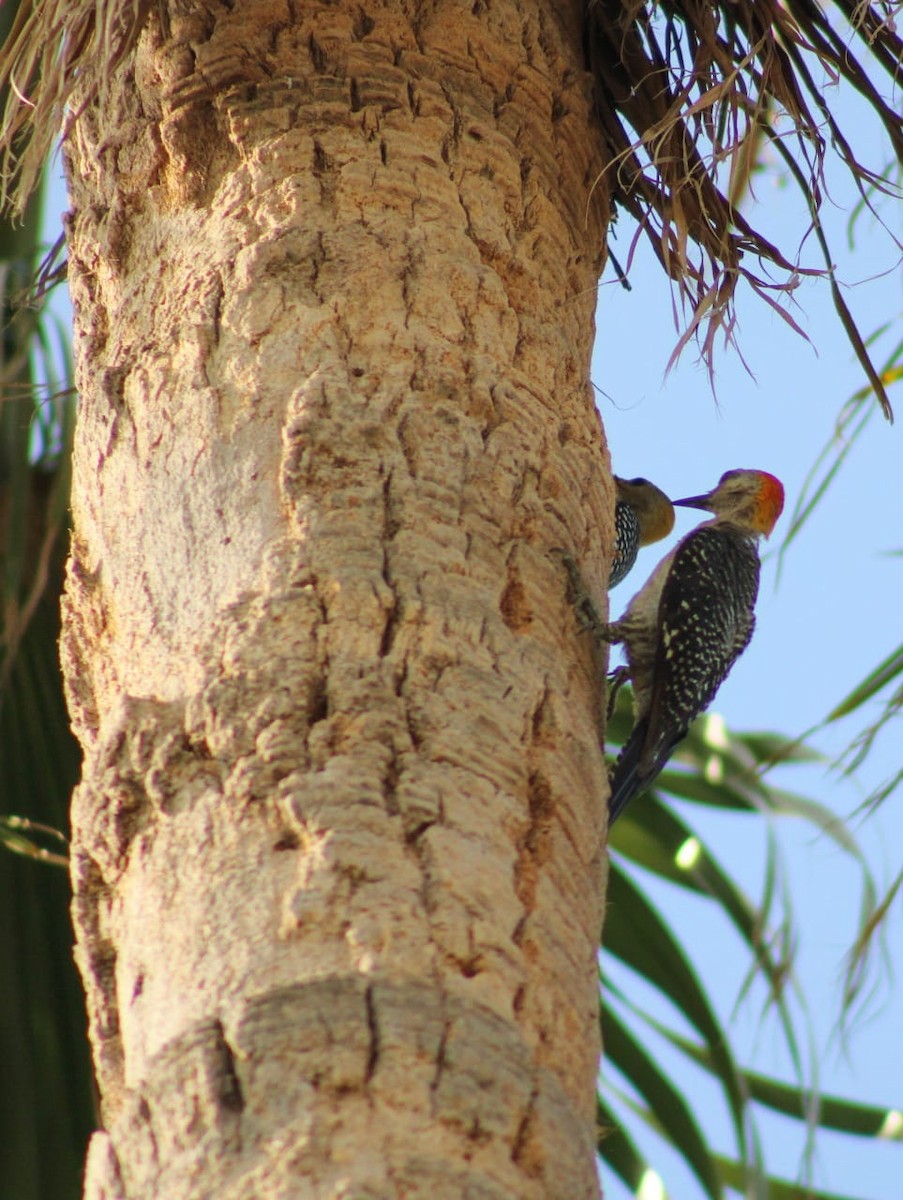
(611, 497, 641, 590)
(596, 469, 784, 824)
(610, 476, 675, 589)
(607, 525, 761, 822)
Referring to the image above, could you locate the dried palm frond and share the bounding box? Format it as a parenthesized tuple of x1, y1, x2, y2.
(585, 0, 903, 418)
(0, 0, 152, 212)
(0, 1, 900, 414)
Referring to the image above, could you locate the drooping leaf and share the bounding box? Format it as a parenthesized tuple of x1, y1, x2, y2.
(603, 1000, 724, 1200)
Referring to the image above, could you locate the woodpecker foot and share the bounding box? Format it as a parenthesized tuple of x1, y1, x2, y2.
(550, 549, 614, 642)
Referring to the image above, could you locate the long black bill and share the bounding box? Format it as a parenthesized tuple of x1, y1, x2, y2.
(673, 492, 714, 510)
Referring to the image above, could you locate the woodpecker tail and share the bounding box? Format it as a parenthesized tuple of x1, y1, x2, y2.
(607, 719, 649, 825)
(607, 720, 684, 825)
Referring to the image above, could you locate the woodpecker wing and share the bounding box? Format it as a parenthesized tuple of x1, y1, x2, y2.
(639, 523, 761, 780)
(610, 499, 641, 589)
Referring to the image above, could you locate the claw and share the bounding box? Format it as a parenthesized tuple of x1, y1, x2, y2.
(551, 548, 615, 643)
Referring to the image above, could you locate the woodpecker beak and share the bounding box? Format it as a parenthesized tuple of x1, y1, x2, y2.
(673, 491, 714, 511)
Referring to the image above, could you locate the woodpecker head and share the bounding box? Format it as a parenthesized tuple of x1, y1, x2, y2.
(674, 469, 785, 536)
(614, 476, 676, 546)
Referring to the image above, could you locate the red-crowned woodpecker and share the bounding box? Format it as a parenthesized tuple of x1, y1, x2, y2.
(561, 469, 784, 824)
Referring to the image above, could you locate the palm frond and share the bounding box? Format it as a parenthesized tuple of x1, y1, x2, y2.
(0, 0, 152, 213)
(599, 695, 891, 1197)
(586, 0, 903, 417)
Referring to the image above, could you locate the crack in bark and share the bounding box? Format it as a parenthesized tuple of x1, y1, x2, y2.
(364, 984, 380, 1083)
(429, 1017, 450, 1101)
(137, 1096, 159, 1169)
(510, 1084, 540, 1173)
(499, 559, 532, 633)
(514, 768, 554, 909)
(212, 1020, 246, 1114)
(377, 472, 401, 660)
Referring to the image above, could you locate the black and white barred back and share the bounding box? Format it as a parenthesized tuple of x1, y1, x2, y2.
(608, 523, 761, 823)
(610, 498, 641, 589)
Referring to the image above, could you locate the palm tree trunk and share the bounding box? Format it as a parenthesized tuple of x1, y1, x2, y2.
(62, 3, 613, 1196)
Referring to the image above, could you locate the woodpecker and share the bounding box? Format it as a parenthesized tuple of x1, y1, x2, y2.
(610, 476, 676, 589)
(594, 469, 785, 823)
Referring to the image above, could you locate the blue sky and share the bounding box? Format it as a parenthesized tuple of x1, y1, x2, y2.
(595, 97, 902, 1199)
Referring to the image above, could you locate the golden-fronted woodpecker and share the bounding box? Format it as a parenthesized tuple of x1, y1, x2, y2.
(571, 469, 784, 824)
(610, 476, 675, 589)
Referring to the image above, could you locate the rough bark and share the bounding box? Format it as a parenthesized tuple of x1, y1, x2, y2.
(62, 2, 613, 1196)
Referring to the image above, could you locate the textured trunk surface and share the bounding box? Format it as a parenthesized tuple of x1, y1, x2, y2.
(62, 2, 612, 1197)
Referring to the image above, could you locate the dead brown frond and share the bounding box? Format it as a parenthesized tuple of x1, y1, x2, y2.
(0, 2, 899, 415)
(586, 0, 903, 419)
(0, 0, 153, 217)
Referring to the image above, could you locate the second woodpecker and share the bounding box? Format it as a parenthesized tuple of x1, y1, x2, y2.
(611, 476, 675, 588)
(599, 469, 784, 823)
